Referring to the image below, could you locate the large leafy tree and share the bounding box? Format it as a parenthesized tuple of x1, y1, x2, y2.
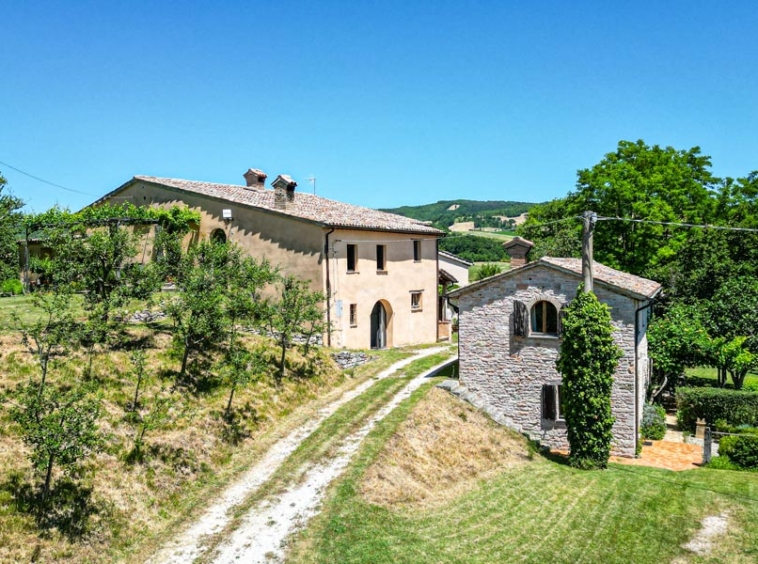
(556, 289, 622, 469)
(521, 140, 717, 275)
(0, 172, 24, 282)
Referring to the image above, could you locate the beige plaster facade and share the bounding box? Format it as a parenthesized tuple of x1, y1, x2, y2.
(96, 175, 442, 350)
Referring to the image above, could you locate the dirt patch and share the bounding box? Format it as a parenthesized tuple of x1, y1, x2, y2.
(682, 512, 729, 556)
(360, 387, 530, 508)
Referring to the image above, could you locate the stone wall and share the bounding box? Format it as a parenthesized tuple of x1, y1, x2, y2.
(458, 265, 642, 457)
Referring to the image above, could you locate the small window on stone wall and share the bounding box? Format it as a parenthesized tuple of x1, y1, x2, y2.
(531, 301, 558, 335)
(542, 384, 564, 421)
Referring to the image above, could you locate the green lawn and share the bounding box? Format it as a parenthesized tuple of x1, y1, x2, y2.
(288, 383, 758, 564)
(686, 366, 758, 391)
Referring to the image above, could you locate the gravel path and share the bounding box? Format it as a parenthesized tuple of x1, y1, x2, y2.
(208, 354, 457, 564)
(148, 347, 451, 564)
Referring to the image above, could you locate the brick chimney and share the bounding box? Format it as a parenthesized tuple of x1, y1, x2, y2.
(272, 174, 297, 209)
(503, 237, 534, 268)
(243, 168, 267, 189)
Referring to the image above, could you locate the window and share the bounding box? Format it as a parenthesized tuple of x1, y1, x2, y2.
(531, 301, 558, 335)
(349, 304, 357, 327)
(413, 240, 421, 262)
(347, 244, 357, 272)
(542, 384, 564, 421)
(376, 245, 386, 271)
(411, 291, 423, 311)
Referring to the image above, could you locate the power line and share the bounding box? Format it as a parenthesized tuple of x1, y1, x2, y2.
(521, 216, 584, 229)
(0, 159, 96, 196)
(596, 216, 758, 233)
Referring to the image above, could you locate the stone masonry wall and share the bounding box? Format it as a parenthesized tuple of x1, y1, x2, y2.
(458, 266, 640, 457)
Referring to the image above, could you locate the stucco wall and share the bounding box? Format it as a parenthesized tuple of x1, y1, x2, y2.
(103, 182, 326, 291)
(102, 182, 440, 350)
(457, 265, 642, 457)
(439, 255, 471, 287)
(329, 230, 439, 349)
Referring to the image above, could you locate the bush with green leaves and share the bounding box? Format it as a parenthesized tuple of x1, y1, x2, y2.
(676, 387, 758, 433)
(556, 288, 622, 469)
(1, 278, 23, 295)
(717, 434, 758, 469)
(10, 381, 103, 510)
(641, 404, 667, 440)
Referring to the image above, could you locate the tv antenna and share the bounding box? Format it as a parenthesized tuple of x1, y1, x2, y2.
(308, 175, 316, 195)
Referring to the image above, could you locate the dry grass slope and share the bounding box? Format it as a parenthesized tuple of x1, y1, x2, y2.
(360, 387, 530, 508)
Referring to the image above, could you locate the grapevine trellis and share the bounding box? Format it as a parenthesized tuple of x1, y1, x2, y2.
(21, 203, 200, 293)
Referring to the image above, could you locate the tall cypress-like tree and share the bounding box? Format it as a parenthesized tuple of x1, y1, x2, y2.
(556, 288, 622, 469)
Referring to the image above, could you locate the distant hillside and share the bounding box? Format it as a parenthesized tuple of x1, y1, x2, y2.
(381, 199, 536, 230)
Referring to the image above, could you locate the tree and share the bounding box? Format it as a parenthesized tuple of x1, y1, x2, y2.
(707, 336, 757, 391)
(10, 381, 102, 512)
(125, 388, 175, 464)
(265, 276, 326, 382)
(165, 241, 231, 381)
(648, 302, 709, 394)
(521, 140, 717, 275)
(707, 276, 758, 354)
(556, 289, 622, 469)
(219, 255, 276, 416)
(12, 290, 78, 396)
(0, 172, 24, 283)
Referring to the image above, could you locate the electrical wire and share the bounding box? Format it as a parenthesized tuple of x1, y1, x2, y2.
(521, 216, 584, 229)
(0, 159, 95, 196)
(596, 216, 758, 233)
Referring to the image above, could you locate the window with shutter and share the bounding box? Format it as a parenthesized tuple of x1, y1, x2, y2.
(513, 300, 528, 337)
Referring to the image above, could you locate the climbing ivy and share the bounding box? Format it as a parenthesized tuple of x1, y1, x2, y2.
(556, 288, 622, 469)
(23, 202, 200, 232)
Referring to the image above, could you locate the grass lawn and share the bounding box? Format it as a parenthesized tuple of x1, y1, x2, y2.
(685, 366, 758, 391)
(288, 383, 758, 564)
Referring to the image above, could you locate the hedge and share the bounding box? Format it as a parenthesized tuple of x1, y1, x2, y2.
(676, 387, 758, 433)
(718, 435, 758, 469)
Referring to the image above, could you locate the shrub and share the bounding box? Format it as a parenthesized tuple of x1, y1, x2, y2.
(1, 278, 23, 295)
(676, 387, 758, 433)
(641, 403, 667, 440)
(556, 289, 622, 469)
(718, 434, 758, 469)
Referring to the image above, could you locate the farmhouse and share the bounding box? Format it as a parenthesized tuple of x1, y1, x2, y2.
(92, 169, 444, 350)
(448, 239, 661, 457)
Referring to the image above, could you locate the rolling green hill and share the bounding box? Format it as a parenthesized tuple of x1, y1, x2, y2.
(381, 199, 535, 230)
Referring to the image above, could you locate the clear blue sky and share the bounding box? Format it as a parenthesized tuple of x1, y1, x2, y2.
(2, 1, 757, 212)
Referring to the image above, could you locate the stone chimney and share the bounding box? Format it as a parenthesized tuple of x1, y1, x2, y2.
(243, 168, 267, 189)
(503, 237, 534, 268)
(272, 174, 297, 209)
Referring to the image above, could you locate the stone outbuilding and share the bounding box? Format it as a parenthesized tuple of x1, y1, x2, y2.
(447, 248, 662, 457)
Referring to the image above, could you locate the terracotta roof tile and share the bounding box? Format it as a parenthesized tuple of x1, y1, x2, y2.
(129, 176, 443, 235)
(448, 257, 662, 301)
(540, 257, 662, 299)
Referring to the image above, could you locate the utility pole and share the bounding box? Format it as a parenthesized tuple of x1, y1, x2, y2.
(582, 210, 597, 293)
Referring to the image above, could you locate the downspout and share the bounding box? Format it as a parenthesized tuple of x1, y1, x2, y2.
(634, 297, 657, 454)
(436, 237, 440, 343)
(324, 228, 335, 347)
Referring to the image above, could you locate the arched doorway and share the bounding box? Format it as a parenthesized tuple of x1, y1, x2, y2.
(370, 301, 392, 349)
(210, 228, 227, 244)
